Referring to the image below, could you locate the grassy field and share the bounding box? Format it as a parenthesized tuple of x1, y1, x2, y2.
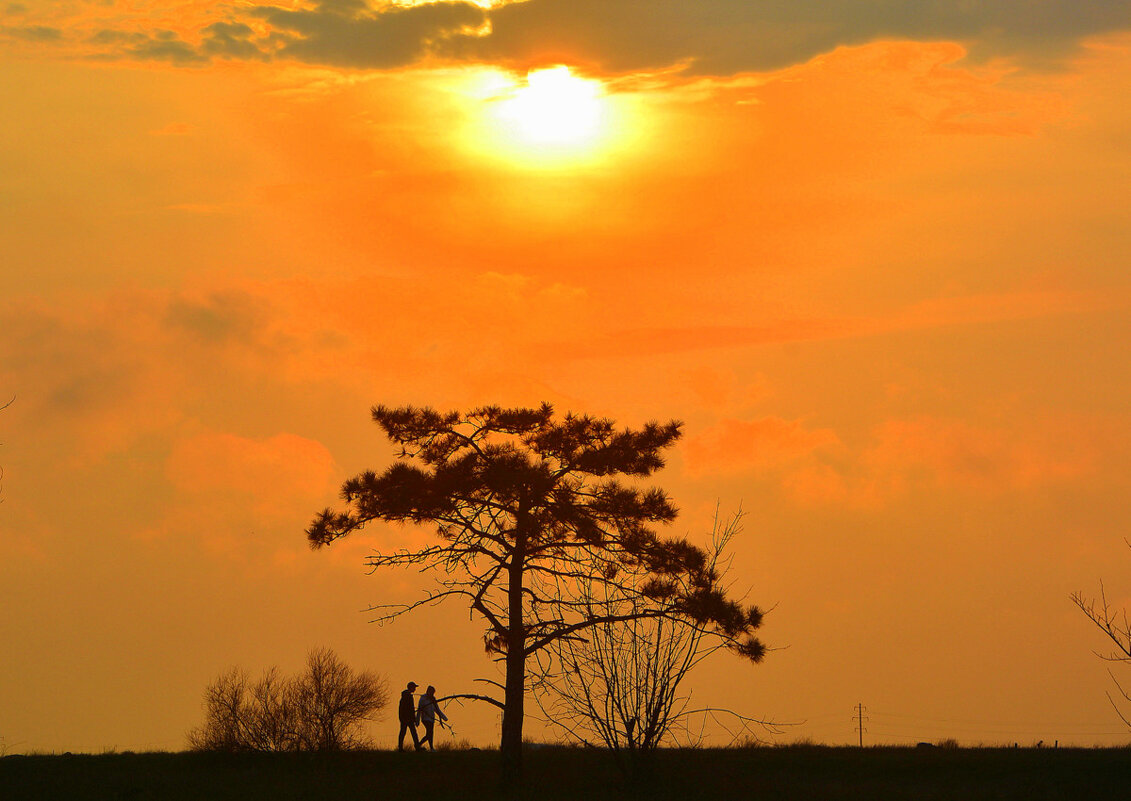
(3, 745, 1130, 801)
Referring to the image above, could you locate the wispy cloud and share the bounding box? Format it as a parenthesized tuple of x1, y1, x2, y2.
(684, 416, 842, 477)
(1, 24, 61, 42)
(780, 413, 1121, 508)
(535, 289, 1126, 363)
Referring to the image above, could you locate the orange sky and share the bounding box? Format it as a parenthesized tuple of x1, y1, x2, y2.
(3, 1, 1131, 752)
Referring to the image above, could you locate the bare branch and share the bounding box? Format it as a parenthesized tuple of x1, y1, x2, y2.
(364, 588, 473, 625)
(533, 509, 771, 766)
(188, 649, 388, 752)
(1072, 582, 1131, 662)
(1073, 546, 1131, 732)
(436, 693, 505, 711)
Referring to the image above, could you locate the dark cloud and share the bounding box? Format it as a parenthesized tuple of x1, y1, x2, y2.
(88, 28, 209, 65)
(88, 29, 135, 46)
(125, 30, 209, 65)
(77, 0, 1131, 73)
(200, 21, 268, 61)
(2, 24, 62, 42)
(88, 21, 268, 66)
(251, 0, 486, 69)
(237, 0, 1131, 74)
(165, 292, 267, 345)
(457, 0, 1131, 74)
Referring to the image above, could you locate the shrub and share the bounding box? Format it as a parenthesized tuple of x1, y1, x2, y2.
(187, 647, 388, 752)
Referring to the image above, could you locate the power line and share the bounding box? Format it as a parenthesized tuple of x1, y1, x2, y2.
(870, 710, 1124, 728)
(855, 703, 868, 747)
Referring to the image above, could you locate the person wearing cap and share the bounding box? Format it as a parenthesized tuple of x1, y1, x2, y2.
(397, 681, 421, 751)
(415, 685, 448, 750)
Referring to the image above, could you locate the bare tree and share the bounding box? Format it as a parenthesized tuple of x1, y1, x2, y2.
(533, 508, 778, 777)
(292, 647, 388, 751)
(1072, 562, 1131, 727)
(307, 404, 766, 787)
(245, 667, 300, 751)
(188, 648, 388, 752)
(188, 667, 257, 752)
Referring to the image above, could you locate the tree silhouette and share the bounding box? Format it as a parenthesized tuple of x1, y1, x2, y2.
(307, 404, 765, 786)
(188, 647, 388, 752)
(533, 508, 778, 780)
(1072, 555, 1131, 729)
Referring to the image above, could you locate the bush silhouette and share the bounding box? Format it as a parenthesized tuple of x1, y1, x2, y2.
(188, 647, 388, 752)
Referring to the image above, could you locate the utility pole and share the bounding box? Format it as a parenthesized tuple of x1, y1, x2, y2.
(854, 703, 868, 747)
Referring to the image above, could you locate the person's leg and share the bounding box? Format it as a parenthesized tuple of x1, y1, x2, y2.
(398, 721, 408, 751)
(422, 721, 434, 750)
(409, 722, 421, 750)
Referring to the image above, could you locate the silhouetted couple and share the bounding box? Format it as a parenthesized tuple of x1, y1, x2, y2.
(398, 682, 448, 751)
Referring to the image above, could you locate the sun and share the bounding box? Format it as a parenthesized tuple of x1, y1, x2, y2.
(457, 64, 642, 171)
(497, 66, 604, 147)
(467, 65, 623, 168)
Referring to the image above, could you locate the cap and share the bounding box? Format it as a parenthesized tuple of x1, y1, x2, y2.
(407, 681, 418, 689)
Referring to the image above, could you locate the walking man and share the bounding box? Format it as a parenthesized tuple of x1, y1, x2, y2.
(416, 685, 448, 750)
(398, 681, 421, 751)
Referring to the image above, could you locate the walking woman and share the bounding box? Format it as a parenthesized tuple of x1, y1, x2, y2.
(415, 685, 448, 750)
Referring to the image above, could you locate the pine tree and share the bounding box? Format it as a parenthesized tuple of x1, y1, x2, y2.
(308, 403, 765, 787)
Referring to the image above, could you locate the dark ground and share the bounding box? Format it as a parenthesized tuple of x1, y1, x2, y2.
(2, 745, 1130, 801)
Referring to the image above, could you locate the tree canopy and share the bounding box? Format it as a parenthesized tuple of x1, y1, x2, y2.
(308, 403, 765, 783)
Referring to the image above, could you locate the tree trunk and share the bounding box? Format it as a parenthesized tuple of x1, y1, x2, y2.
(499, 526, 527, 792)
(500, 629, 525, 791)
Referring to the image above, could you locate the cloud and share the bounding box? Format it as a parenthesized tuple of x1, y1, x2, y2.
(85, 28, 208, 65)
(862, 415, 1099, 492)
(251, 0, 487, 69)
(165, 291, 268, 344)
(0, 273, 594, 470)
(0, 294, 184, 465)
(680, 367, 772, 414)
(144, 429, 340, 564)
(166, 430, 337, 501)
(779, 414, 1119, 508)
(85, 23, 263, 66)
(681, 409, 1118, 507)
(683, 416, 841, 477)
(1, 24, 62, 42)
(63, 0, 1131, 75)
(779, 463, 859, 507)
(463, 0, 1131, 74)
(200, 21, 266, 61)
(535, 289, 1119, 364)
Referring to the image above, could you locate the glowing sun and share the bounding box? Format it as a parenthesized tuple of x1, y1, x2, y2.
(497, 66, 605, 147)
(461, 64, 625, 168)
(457, 64, 637, 170)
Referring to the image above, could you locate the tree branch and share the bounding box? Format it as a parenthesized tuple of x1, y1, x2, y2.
(437, 693, 505, 711)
